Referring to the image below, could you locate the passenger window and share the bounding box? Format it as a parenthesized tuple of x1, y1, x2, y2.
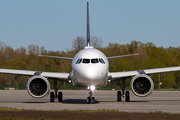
(83, 59, 90, 63)
(91, 59, 98, 63)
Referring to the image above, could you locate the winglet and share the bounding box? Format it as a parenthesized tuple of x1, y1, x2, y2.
(87, 2, 90, 47)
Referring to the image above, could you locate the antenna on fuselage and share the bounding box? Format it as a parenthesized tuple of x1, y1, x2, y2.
(87, 2, 90, 47)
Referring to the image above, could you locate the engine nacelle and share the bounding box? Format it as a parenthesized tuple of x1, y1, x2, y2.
(27, 75, 50, 98)
(130, 74, 154, 97)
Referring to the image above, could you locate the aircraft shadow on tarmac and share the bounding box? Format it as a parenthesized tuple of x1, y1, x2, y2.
(62, 99, 148, 104)
(17, 99, 180, 104)
(127, 101, 149, 102)
(97, 100, 149, 103)
(23, 102, 47, 103)
(62, 99, 99, 104)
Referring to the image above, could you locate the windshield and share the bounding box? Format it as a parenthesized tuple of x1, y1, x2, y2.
(80, 58, 105, 64)
(82, 59, 90, 63)
(91, 59, 99, 63)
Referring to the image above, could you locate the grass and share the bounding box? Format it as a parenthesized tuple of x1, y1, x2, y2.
(1, 107, 180, 120)
(0, 107, 118, 112)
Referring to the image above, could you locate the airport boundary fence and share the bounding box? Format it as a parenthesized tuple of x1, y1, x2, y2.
(0, 84, 178, 90)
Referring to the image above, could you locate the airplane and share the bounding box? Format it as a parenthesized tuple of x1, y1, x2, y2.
(1, 2, 180, 104)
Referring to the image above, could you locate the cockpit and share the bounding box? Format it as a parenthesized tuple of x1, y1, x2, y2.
(75, 58, 105, 64)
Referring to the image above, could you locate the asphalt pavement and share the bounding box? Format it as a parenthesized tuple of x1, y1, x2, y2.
(0, 90, 180, 113)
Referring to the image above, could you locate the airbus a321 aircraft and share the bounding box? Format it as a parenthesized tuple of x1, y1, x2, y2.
(1, 2, 180, 104)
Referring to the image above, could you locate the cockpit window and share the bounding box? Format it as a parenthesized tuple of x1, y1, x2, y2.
(91, 59, 99, 63)
(76, 58, 82, 64)
(81, 58, 105, 64)
(78, 59, 82, 64)
(99, 58, 105, 64)
(83, 59, 90, 63)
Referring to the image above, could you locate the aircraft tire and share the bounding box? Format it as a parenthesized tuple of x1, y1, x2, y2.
(87, 97, 90, 104)
(91, 97, 95, 104)
(117, 91, 121, 101)
(50, 92, 55, 102)
(58, 91, 63, 102)
(125, 91, 130, 102)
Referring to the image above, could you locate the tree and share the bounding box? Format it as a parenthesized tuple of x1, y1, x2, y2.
(28, 45, 39, 55)
(126, 40, 140, 53)
(40, 46, 47, 55)
(72, 36, 85, 53)
(1, 39, 180, 87)
(15, 47, 26, 58)
(91, 36, 103, 48)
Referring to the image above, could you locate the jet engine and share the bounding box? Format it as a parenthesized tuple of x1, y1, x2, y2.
(130, 74, 154, 97)
(27, 75, 50, 98)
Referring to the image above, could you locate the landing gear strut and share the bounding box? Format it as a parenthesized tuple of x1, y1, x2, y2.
(50, 79, 63, 102)
(116, 78, 130, 102)
(87, 88, 95, 104)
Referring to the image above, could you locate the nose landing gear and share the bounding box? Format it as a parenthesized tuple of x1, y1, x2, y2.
(87, 86, 95, 104)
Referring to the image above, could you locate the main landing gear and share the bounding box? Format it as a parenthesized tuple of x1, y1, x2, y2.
(116, 78, 130, 102)
(50, 79, 63, 102)
(87, 86, 95, 104)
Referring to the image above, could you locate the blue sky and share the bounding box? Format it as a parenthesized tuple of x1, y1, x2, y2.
(0, 0, 180, 51)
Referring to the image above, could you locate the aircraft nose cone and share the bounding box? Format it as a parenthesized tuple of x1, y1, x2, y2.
(84, 70, 97, 80)
(82, 67, 104, 81)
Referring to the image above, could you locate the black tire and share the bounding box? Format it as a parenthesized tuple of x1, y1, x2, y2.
(87, 97, 90, 104)
(125, 91, 130, 102)
(50, 92, 55, 102)
(91, 97, 95, 104)
(58, 91, 63, 102)
(117, 91, 121, 102)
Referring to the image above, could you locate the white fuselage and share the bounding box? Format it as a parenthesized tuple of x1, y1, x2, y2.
(70, 47, 109, 87)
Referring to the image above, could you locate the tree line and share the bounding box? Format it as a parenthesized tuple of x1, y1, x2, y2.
(0, 36, 180, 87)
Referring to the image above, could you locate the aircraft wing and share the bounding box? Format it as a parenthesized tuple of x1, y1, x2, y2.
(107, 53, 139, 59)
(39, 55, 73, 60)
(0, 68, 69, 80)
(109, 66, 180, 80)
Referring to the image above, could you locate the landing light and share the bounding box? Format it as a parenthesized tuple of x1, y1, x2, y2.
(90, 85, 95, 91)
(87, 85, 95, 91)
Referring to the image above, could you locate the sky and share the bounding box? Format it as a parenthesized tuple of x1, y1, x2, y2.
(0, 0, 180, 52)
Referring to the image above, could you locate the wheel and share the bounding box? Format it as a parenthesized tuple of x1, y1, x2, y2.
(125, 91, 130, 102)
(91, 97, 95, 104)
(87, 97, 90, 104)
(117, 91, 121, 101)
(50, 92, 55, 102)
(58, 91, 63, 102)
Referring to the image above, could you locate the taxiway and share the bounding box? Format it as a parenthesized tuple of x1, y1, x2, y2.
(0, 90, 180, 113)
